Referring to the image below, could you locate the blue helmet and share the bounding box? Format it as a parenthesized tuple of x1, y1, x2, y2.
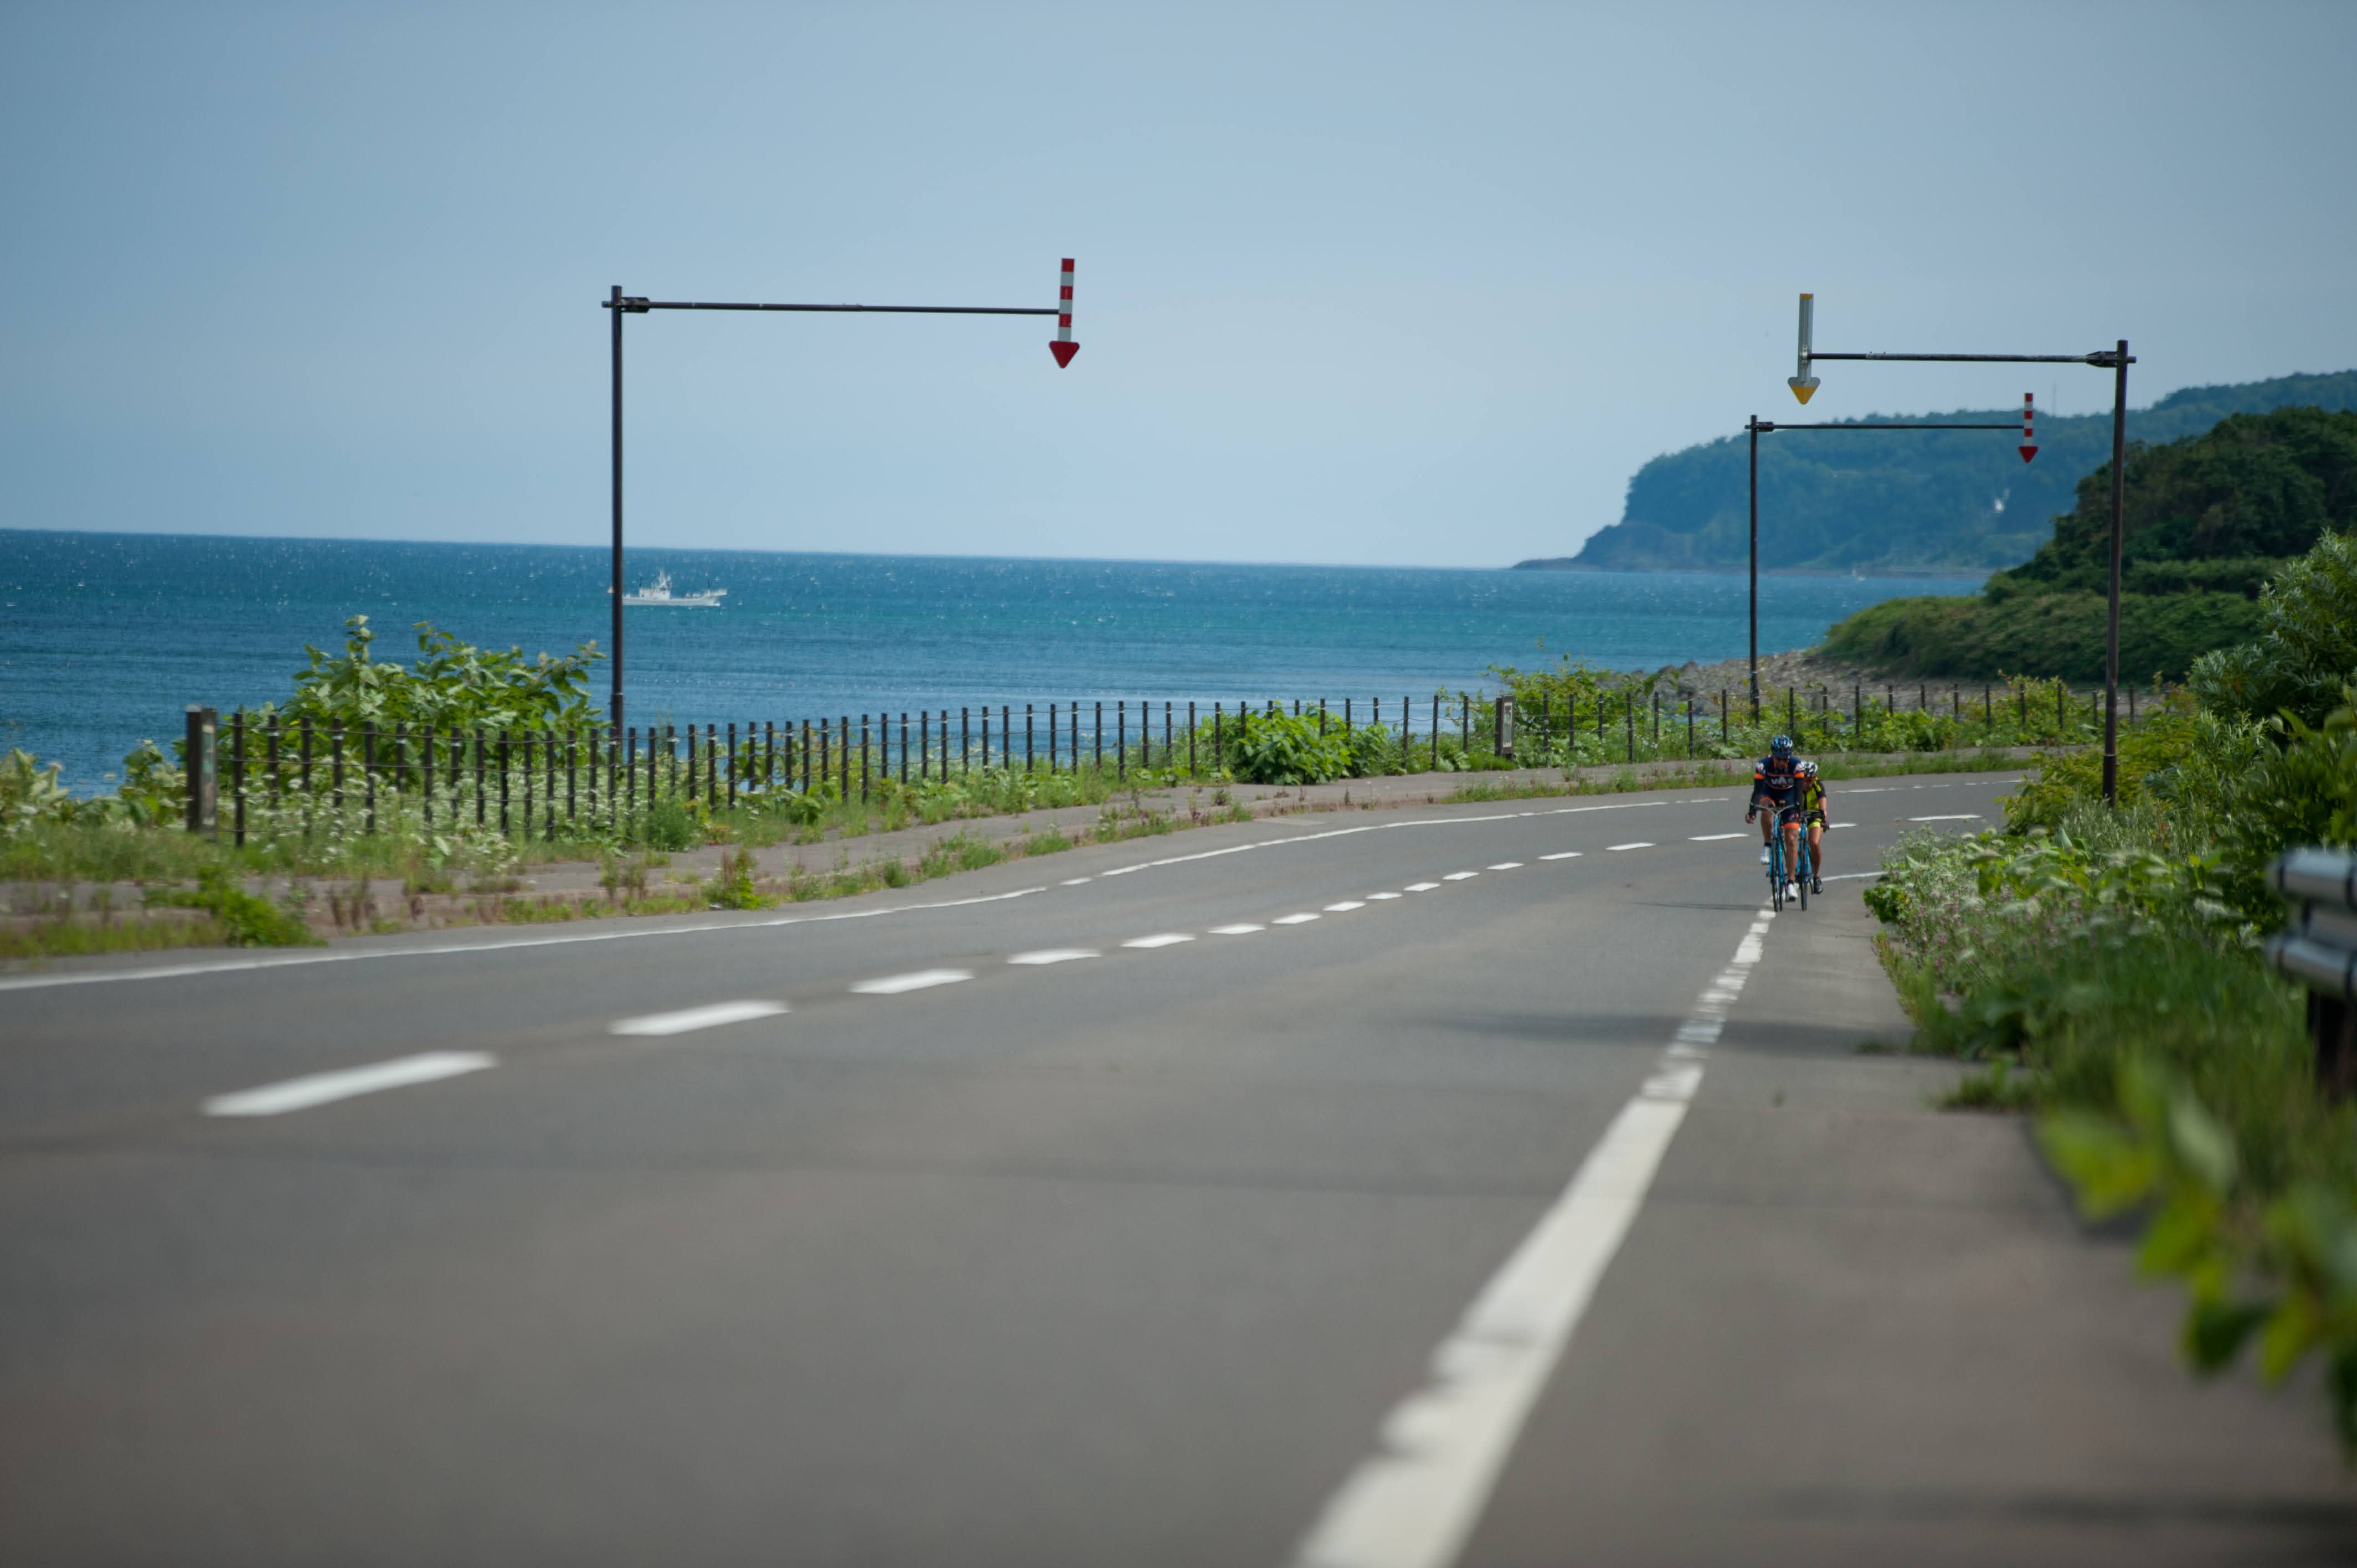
(1771, 734, 1793, 755)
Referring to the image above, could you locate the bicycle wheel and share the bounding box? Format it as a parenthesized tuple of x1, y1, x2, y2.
(1797, 839, 1810, 910)
(1768, 844, 1784, 911)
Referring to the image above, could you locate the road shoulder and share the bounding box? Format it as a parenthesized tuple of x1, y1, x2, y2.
(1465, 879, 2357, 1566)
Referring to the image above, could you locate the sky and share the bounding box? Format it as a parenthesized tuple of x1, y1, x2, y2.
(3, 1, 2353, 569)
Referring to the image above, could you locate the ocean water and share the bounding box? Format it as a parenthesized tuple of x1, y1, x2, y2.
(0, 530, 1976, 793)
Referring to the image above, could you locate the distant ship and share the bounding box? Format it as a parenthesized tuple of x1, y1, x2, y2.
(620, 570, 726, 608)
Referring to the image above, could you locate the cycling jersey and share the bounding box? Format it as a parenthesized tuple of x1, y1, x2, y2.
(1798, 776, 1828, 823)
(1751, 754, 1800, 812)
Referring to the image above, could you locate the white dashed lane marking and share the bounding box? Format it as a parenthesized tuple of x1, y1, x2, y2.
(1008, 949, 1098, 966)
(852, 969, 973, 995)
(1689, 833, 1747, 842)
(1486, 862, 1523, 870)
(1540, 852, 1582, 862)
(1443, 871, 1479, 882)
(1404, 882, 1440, 893)
(204, 1052, 495, 1117)
(1607, 842, 1655, 852)
(1366, 891, 1402, 901)
(1122, 933, 1195, 949)
(610, 1000, 788, 1036)
(1273, 913, 1321, 926)
(1210, 923, 1265, 935)
(1908, 814, 1983, 822)
(1325, 901, 1367, 912)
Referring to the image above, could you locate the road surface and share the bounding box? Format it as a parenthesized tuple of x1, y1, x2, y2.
(3, 771, 2349, 1564)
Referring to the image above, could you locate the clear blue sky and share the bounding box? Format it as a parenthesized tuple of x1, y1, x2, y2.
(4, 2, 2352, 567)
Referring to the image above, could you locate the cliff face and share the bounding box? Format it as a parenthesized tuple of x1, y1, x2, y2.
(1530, 372, 2357, 575)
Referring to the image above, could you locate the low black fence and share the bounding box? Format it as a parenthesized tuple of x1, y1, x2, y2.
(181, 679, 2151, 844)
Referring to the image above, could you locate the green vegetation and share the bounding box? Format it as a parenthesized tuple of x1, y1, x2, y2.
(1824, 406, 2357, 679)
(1551, 370, 2357, 576)
(1864, 525, 2357, 1448)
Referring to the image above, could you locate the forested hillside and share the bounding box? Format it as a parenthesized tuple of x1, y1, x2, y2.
(1819, 406, 2357, 679)
(1531, 370, 2357, 576)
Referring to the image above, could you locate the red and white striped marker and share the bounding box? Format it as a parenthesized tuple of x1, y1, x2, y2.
(2019, 392, 2037, 464)
(1049, 258, 1079, 368)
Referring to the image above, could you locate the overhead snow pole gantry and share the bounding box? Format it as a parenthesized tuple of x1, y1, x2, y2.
(597, 257, 1081, 735)
(1777, 292, 2133, 801)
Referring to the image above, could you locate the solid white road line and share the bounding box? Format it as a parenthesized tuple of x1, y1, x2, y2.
(1122, 933, 1195, 948)
(609, 1000, 788, 1036)
(1689, 832, 1747, 842)
(851, 969, 973, 995)
(204, 1051, 495, 1117)
(1538, 852, 1582, 862)
(1, 884, 1048, 995)
(1273, 913, 1321, 925)
(1366, 892, 1403, 901)
(1821, 871, 1886, 881)
(1288, 913, 1768, 1568)
(1908, 814, 1983, 822)
(1325, 901, 1367, 912)
(1486, 862, 1523, 870)
(1008, 948, 1099, 965)
(1059, 876, 1093, 885)
(1404, 882, 1440, 893)
(1209, 923, 1265, 935)
(1830, 821, 1858, 828)
(1443, 872, 1479, 882)
(1607, 842, 1655, 852)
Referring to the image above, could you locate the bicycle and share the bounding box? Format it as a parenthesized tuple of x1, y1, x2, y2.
(1764, 802, 1812, 912)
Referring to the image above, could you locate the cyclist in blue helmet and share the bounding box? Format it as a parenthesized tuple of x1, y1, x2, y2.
(1747, 733, 1800, 869)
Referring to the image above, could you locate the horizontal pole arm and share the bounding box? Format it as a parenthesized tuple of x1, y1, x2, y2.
(1807, 350, 2133, 367)
(1755, 421, 2023, 432)
(601, 299, 1056, 315)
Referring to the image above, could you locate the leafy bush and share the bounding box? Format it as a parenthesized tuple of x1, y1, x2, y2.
(1, 750, 77, 838)
(2189, 530, 2357, 728)
(2044, 1059, 2357, 1451)
(1224, 707, 1370, 785)
(637, 801, 701, 852)
(280, 615, 607, 735)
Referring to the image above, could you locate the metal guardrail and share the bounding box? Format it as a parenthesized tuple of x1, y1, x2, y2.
(2266, 847, 2357, 1098)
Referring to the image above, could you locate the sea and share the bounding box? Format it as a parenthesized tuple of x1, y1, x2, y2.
(0, 530, 1976, 794)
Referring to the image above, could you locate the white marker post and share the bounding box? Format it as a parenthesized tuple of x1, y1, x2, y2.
(2019, 392, 2038, 463)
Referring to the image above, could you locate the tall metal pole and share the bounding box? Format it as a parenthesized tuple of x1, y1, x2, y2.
(2102, 338, 2128, 804)
(609, 283, 626, 732)
(1748, 416, 1760, 722)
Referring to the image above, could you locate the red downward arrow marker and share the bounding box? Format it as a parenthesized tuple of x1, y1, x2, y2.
(1049, 341, 1079, 368)
(2018, 445, 2038, 464)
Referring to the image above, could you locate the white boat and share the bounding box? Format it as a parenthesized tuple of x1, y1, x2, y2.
(621, 570, 725, 608)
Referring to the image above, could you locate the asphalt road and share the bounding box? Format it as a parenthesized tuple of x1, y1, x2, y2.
(3, 772, 2350, 1565)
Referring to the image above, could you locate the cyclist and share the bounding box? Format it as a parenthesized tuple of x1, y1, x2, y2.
(1796, 759, 1829, 894)
(1747, 735, 1802, 881)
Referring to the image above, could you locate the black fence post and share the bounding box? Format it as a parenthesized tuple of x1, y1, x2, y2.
(1625, 693, 1634, 762)
(1188, 702, 1197, 775)
(1164, 700, 1173, 770)
(1025, 705, 1034, 773)
(497, 729, 511, 834)
(362, 721, 377, 834)
(1721, 690, 1728, 741)
(860, 715, 871, 804)
(1117, 702, 1126, 780)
